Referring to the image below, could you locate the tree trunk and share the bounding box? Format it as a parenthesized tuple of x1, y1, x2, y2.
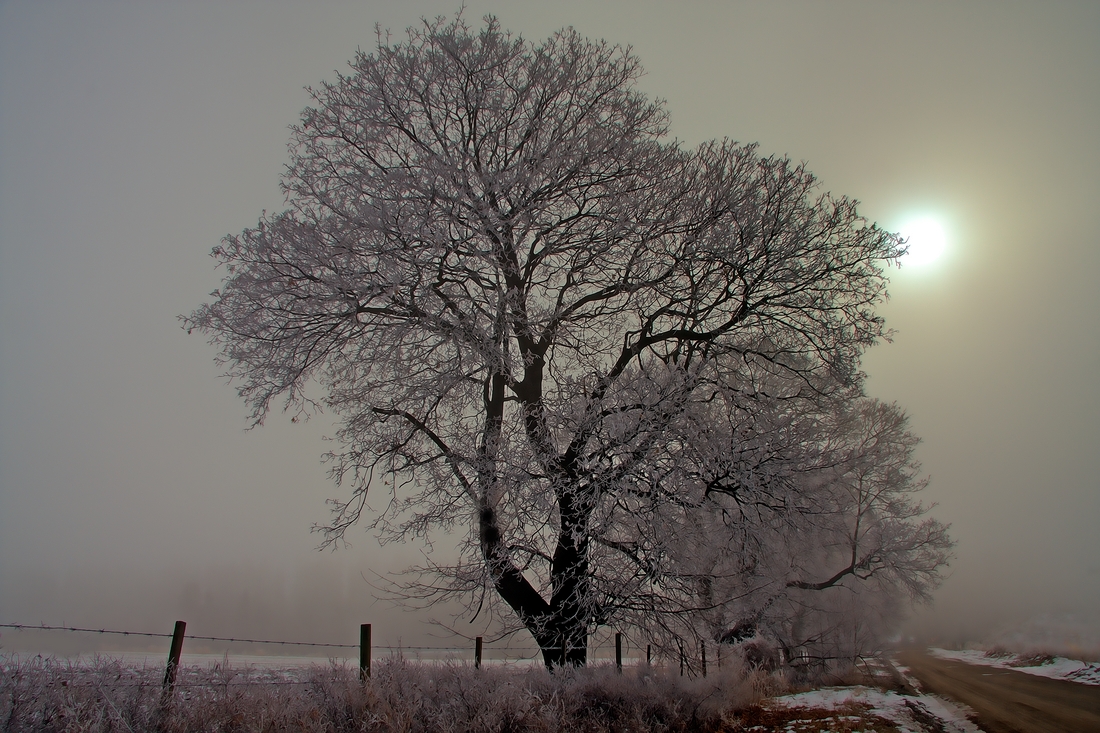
(478, 471, 597, 669)
(548, 485, 593, 667)
(478, 498, 593, 669)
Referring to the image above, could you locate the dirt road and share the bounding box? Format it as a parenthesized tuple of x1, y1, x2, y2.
(897, 649, 1100, 733)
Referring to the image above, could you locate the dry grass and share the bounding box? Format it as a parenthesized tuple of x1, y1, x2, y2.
(1007, 653, 1057, 668)
(0, 654, 778, 732)
(985, 645, 1074, 666)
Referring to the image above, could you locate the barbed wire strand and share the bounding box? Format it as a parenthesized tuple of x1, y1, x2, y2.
(0, 623, 549, 652)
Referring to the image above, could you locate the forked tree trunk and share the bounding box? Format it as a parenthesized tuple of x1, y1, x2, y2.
(479, 485, 594, 669)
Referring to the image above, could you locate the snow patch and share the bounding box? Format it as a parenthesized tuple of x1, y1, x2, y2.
(930, 647, 1100, 686)
(770, 685, 983, 732)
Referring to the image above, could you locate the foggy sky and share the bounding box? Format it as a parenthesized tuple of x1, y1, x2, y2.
(1, 1, 1098, 656)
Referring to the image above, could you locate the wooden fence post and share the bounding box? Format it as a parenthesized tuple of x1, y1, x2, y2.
(701, 642, 707, 678)
(679, 644, 685, 676)
(360, 624, 372, 681)
(475, 636, 483, 669)
(615, 633, 622, 673)
(647, 644, 652, 666)
(559, 633, 567, 668)
(162, 620, 186, 695)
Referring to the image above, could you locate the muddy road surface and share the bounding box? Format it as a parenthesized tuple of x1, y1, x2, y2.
(897, 649, 1100, 732)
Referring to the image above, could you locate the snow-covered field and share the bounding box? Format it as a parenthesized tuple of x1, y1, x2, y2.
(929, 647, 1100, 685)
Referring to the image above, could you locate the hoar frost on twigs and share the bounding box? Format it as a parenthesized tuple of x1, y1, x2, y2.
(186, 14, 952, 669)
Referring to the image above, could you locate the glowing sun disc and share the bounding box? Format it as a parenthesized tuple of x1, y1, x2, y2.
(898, 218, 947, 267)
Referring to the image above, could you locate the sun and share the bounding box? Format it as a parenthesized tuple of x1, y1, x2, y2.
(897, 217, 948, 268)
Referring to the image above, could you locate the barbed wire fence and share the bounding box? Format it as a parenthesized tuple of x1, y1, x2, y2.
(0, 621, 689, 694)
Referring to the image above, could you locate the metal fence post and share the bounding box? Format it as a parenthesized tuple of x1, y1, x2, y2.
(360, 624, 372, 680)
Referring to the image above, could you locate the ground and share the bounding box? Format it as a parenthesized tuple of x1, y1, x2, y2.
(896, 648, 1100, 733)
(743, 646, 1100, 732)
(745, 679, 981, 732)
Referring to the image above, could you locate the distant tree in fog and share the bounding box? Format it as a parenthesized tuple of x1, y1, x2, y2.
(186, 15, 951, 669)
(633, 396, 951, 675)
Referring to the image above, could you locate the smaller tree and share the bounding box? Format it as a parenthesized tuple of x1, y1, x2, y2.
(630, 396, 952, 674)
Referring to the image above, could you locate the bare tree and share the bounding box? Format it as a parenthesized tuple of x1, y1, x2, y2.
(186, 16, 917, 667)
(775, 399, 952, 672)
(639, 397, 953, 675)
(555, 344, 954, 670)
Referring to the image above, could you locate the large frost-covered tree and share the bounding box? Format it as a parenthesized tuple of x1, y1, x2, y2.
(187, 16, 950, 667)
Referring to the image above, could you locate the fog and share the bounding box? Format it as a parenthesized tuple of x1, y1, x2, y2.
(1, 1, 1097, 657)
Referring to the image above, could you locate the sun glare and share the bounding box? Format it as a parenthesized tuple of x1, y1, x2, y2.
(897, 217, 948, 268)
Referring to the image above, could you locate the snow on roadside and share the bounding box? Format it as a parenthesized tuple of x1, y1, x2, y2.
(766, 686, 983, 733)
(929, 647, 1100, 685)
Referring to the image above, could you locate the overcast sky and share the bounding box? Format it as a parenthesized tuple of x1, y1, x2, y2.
(1, 1, 1098, 657)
